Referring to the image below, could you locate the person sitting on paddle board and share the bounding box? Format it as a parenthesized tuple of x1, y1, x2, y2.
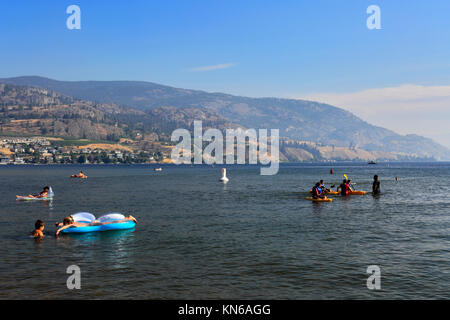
(311, 182, 325, 199)
(337, 180, 351, 196)
(17, 186, 50, 199)
(55, 215, 138, 236)
(372, 175, 381, 194)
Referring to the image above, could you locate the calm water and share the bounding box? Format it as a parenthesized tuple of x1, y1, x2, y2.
(0, 163, 449, 299)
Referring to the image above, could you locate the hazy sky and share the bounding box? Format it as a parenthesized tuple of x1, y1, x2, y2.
(1, 0, 449, 147)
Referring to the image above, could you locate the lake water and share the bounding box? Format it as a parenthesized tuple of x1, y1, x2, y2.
(0, 163, 449, 299)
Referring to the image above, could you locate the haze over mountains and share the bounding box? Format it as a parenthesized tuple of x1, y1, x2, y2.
(1, 76, 449, 161)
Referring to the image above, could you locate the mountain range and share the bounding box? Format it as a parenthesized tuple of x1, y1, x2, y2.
(1, 76, 449, 161)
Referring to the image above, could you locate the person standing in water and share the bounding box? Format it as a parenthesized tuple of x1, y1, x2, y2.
(373, 175, 381, 194)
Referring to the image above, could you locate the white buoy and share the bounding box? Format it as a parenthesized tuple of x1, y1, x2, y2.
(220, 168, 229, 183)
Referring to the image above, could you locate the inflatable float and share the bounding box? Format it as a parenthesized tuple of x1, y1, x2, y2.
(306, 197, 333, 202)
(61, 212, 136, 234)
(70, 175, 87, 179)
(16, 187, 54, 201)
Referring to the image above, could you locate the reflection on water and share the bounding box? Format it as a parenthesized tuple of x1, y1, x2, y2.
(0, 163, 449, 299)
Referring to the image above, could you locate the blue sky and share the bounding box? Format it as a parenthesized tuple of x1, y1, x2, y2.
(1, 0, 450, 146)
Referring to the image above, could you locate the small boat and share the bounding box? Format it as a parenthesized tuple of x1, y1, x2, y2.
(368, 161, 377, 165)
(154, 167, 162, 171)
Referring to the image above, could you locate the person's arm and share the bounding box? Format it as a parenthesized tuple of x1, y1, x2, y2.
(55, 222, 84, 235)
(56, 225, 72, 236)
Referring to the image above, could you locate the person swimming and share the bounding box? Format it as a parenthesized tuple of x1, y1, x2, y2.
(31, 220, 45, 238)
(17, 186, 50, 199)
(55, 215, 137, 236)
(373, 175, 381, 194)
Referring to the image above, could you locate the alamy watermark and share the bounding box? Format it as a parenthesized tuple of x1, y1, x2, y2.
(367, 5, 381, 30)
(66, 265, 81, 290)
(171, 121, 279, 175)
(366, 265, 381, 290)
(66, 5, 81, 30)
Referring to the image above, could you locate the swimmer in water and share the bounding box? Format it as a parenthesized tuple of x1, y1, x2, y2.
(55, 215, 138, 236)
(31, 220, 45, 238)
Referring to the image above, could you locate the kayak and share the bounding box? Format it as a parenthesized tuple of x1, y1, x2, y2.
(349, 190, 366, 195)
(306, 197, 333, 202)
(70, 175, 87, 179)
(309, 190, 339, 195)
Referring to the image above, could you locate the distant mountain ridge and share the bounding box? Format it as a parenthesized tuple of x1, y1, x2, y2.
(1, 76, 449, 160)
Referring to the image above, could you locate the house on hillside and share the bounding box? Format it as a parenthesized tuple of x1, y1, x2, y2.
(0, 157, 11, 165)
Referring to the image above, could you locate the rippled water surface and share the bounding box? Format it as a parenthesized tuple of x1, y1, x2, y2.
(0, 163, 449, 299)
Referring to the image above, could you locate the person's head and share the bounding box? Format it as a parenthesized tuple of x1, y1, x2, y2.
(320, 180, 324, 184)
(347, 180, 351, 184)
(374, 175, 378, 181)
(63, 216, 74, 226)
(80, 171, 83, 174)
(343, 179, 347, 184)
(35, 220, 45, 230)
(43, 186, 49, 191)
(315, 182, 320, 187)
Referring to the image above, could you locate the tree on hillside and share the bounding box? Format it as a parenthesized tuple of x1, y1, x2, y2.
(77, 154, 86, 164)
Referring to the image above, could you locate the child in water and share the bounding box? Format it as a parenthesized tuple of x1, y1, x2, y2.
(31, 220, 45, 238)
